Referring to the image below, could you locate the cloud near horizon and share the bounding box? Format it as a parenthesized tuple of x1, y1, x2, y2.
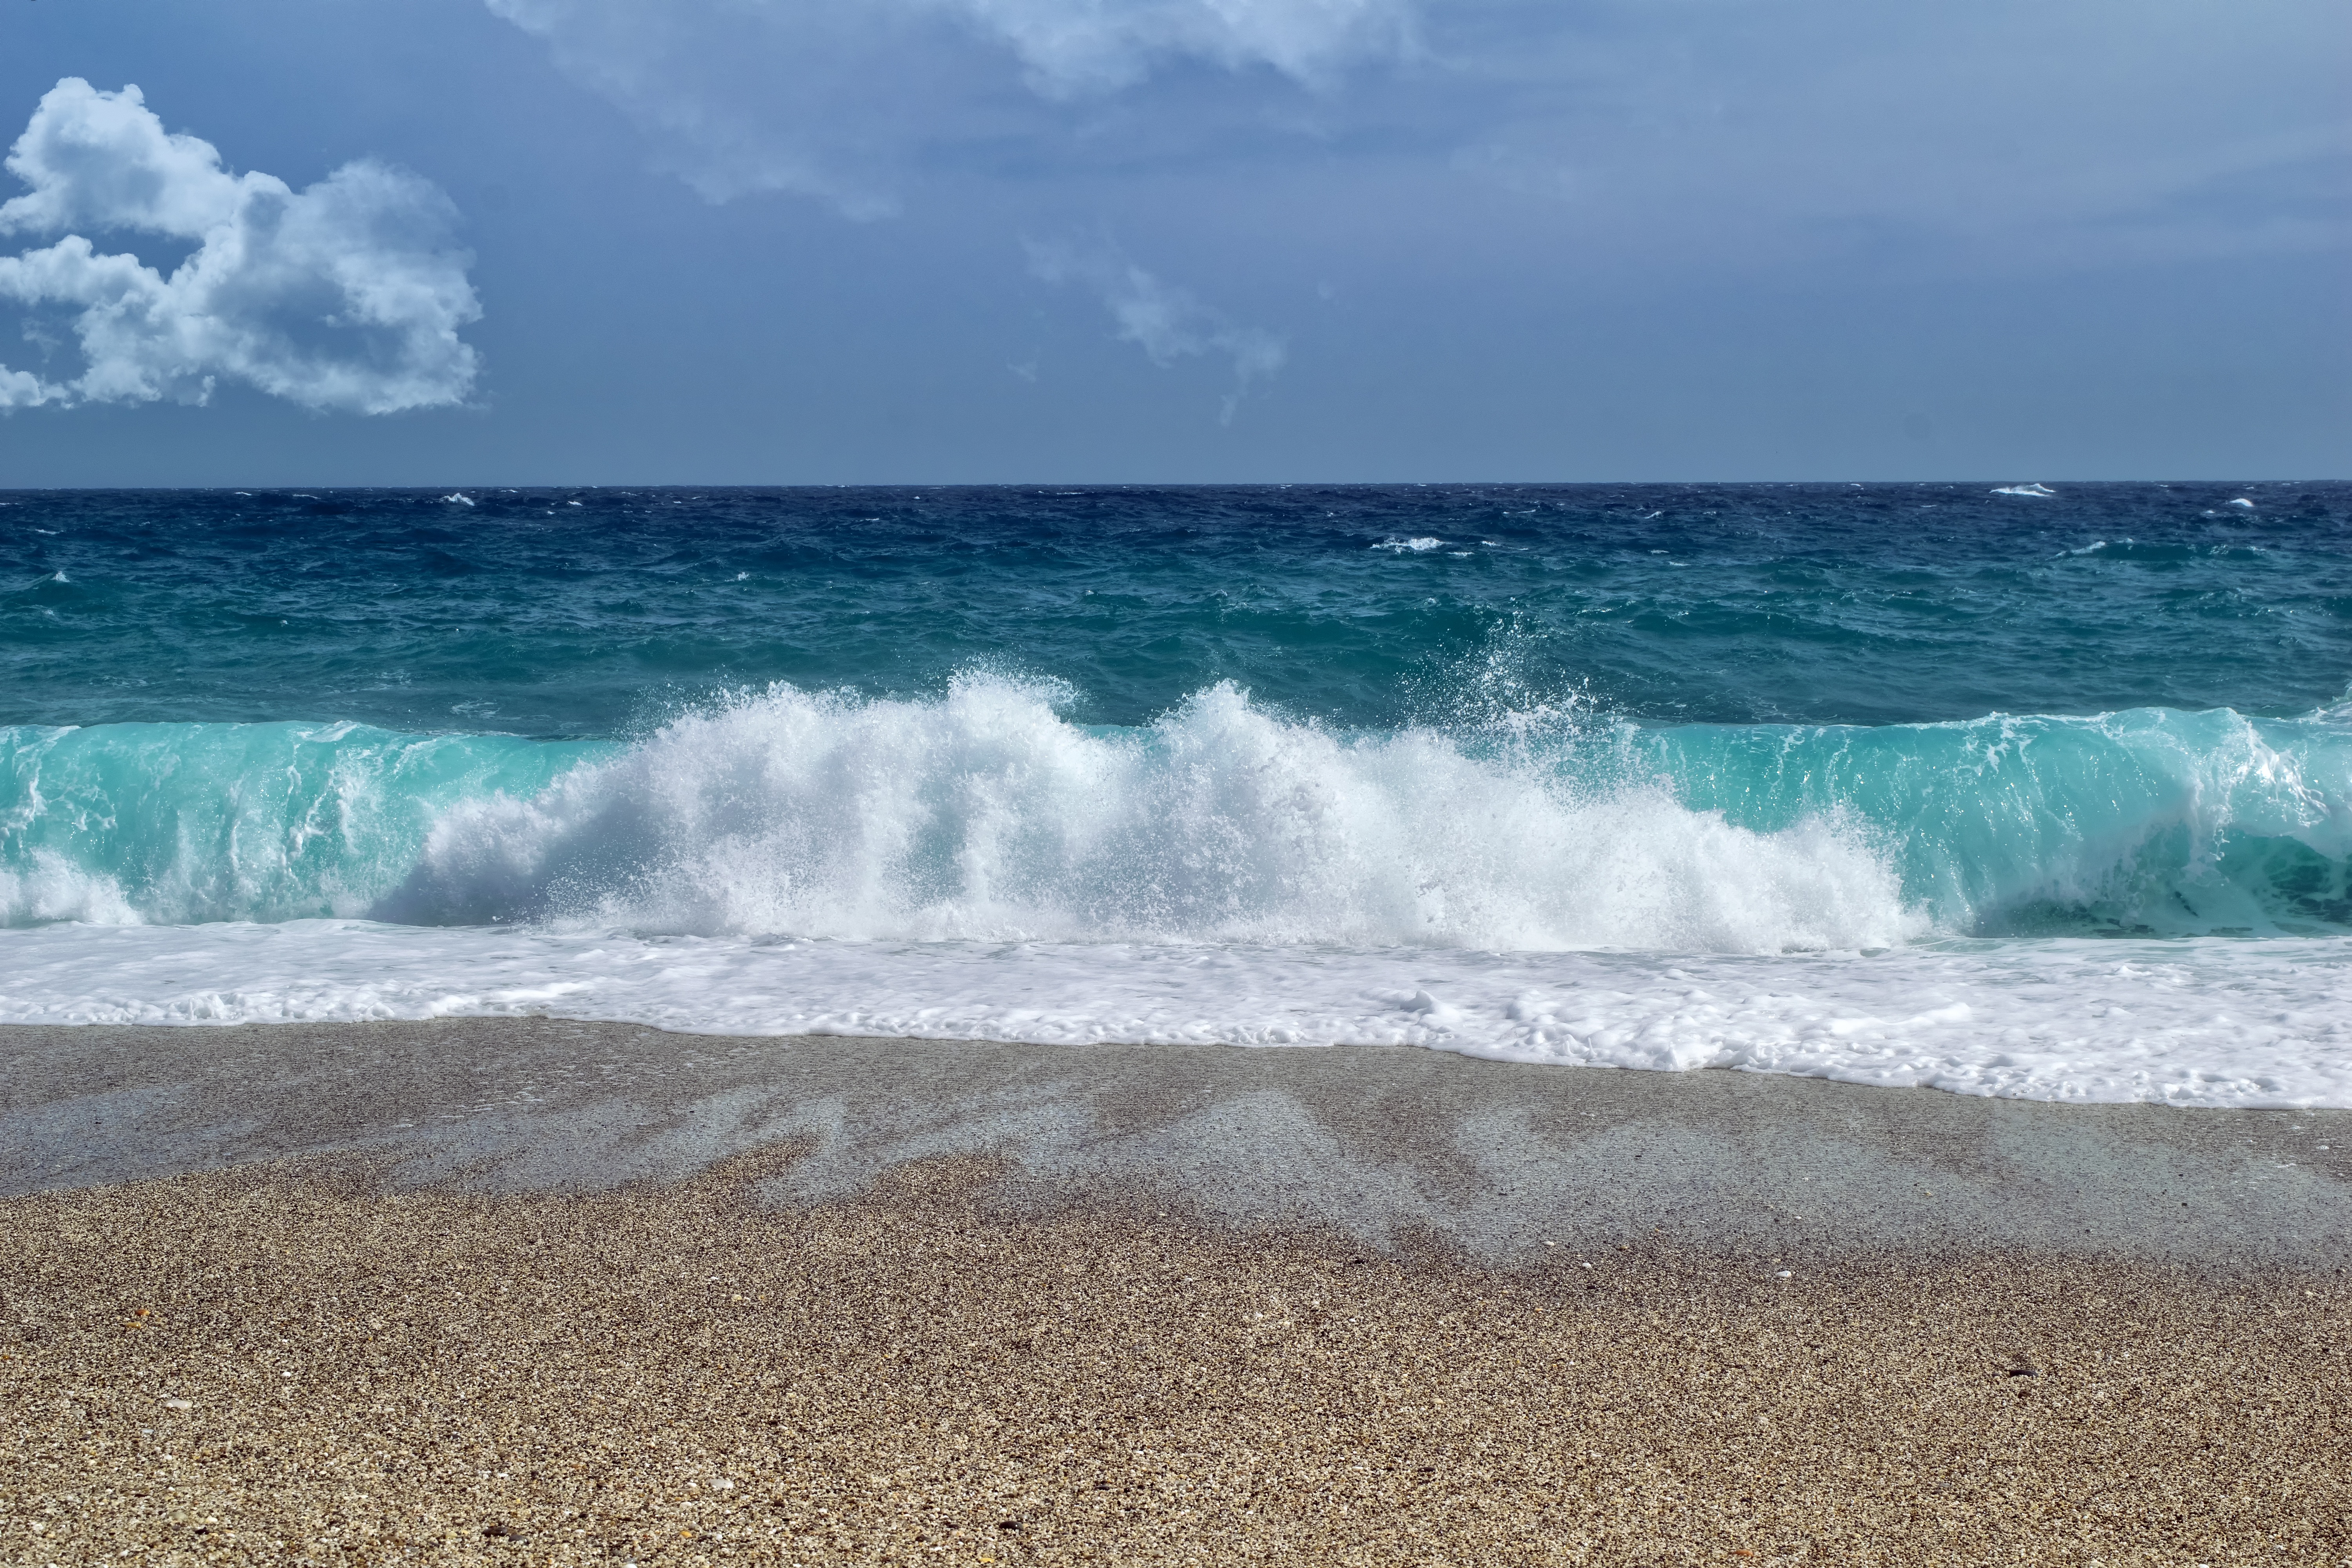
(1027, 238, 1287, 423)
(0, 79, 481, 415)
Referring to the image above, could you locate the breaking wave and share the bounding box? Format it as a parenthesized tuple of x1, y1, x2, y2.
(5, 676, 2350, 949)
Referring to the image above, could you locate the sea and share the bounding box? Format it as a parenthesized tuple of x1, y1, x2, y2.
(4, 482, 2350, 1107)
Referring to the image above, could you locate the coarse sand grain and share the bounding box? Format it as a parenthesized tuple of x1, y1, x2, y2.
(3, 1148, 2347, 1566)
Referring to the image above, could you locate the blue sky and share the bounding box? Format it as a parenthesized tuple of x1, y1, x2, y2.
(0, 0, 2344, 483)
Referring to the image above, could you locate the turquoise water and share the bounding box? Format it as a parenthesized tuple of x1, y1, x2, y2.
(4, 482, 2350, 942)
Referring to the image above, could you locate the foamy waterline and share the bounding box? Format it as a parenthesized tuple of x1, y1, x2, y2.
(3, 921, 2348, 1108)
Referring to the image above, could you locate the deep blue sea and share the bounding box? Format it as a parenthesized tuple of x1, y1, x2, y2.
(5, 482, 2350, 1104)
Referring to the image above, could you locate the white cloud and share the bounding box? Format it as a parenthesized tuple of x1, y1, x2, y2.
(1028, 238, 1284, 421)
(0, 79, 481, 414)
(485, 0, 1415, 216)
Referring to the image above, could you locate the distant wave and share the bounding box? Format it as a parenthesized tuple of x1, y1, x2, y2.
(5, 678, 2350, 946)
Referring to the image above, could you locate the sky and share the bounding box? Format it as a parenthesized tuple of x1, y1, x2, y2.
(0, 0, 2344, 484)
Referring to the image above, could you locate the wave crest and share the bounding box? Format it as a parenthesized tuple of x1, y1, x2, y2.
(13, 683, 2350, 947)
(383, 678, 1920, 951)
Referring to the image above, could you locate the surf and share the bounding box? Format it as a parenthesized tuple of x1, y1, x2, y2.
(6, 675, 2351, 948)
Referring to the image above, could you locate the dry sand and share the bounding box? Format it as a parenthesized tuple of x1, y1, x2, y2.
(5, 1146, 2349, 1566)
(5, 1022, 2350, 1564)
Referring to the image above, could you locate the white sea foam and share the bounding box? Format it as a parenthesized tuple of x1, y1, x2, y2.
(1993, 483, 2056, 497)
(1372, 536, 1444, 552)
(380, 677, 1923, 953)
(2, 920, 2346, 1107)
(0, 851, 139, 926)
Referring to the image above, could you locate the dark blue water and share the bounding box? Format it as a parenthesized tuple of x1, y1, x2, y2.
(7, 483, 2348, 737)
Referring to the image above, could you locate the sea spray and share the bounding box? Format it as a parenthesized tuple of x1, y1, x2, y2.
(381, 676, 1918, 950)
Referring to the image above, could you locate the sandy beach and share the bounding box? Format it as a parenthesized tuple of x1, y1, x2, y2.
(4, 1021, 2349, 1564)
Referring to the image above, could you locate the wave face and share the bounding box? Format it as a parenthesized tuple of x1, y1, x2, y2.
(0, 721, 597, 926)
(1619, 706, 2352, 937)
(8, 679, 2350, 947)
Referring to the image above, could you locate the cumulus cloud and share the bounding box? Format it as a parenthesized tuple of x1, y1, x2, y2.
(486, 0, 1415, 215)
(1028, 238, 1285, 421)
(0, 79, 480, 414)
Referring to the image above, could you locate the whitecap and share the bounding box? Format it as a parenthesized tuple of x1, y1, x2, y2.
(1992, 483, 2056, 498)
(1372, 537, 1444, 553)
(441, 492, 475, 506)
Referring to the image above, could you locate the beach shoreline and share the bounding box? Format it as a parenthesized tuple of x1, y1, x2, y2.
(6, 1018, 2350, 1265)
(4, 1021, 2348, 1562)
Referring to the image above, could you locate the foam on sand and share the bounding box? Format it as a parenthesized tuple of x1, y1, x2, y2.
(4, 920, 2349, 1106)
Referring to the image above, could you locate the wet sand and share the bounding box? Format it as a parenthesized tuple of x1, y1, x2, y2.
(3, 1020, 2349, 1563)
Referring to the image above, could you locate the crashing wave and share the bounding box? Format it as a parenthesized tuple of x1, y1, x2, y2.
(6, 679, 2351, 946)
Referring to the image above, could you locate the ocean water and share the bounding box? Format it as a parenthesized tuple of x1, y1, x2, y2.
(5, 482, 2350, 1105)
